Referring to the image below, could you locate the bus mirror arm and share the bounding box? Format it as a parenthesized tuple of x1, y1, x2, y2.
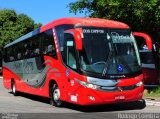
(133, 32, 153, 51)
(73, 30, 82, 50)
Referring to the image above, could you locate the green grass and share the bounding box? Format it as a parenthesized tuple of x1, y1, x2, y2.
(144, 86, 160, 97)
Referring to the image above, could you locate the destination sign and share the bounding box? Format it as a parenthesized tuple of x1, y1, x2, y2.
(83, 29, 105, 34)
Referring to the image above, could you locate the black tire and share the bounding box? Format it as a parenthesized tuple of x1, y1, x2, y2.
(139, 99, 146, 107)
(11, 81, 18, 96)
(50, 84, 63, 107)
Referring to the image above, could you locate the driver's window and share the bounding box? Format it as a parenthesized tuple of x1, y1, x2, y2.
(64, 33, 77, 70)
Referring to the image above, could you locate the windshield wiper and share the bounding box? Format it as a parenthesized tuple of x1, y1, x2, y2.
(102, 49, 113, 77)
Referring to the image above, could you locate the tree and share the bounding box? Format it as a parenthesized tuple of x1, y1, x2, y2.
(68, 0, 160, 41)
(0, 9, 42, 67)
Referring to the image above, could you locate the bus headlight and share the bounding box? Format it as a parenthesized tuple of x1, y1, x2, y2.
(136, 81, 143, 87)
(75, 79, 100, 90)
(87, 83, 99, 89)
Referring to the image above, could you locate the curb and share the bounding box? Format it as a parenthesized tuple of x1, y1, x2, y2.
(145, 100, 160, 106)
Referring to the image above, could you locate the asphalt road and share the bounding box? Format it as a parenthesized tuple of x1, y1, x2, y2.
(0, 77, 159, 119)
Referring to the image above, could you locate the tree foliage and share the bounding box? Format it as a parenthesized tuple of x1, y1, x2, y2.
(68, 0, 160, 41)
(0, 9, 42, 48)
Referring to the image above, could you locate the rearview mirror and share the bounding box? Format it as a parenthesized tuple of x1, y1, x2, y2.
(133, 32, 152, 50)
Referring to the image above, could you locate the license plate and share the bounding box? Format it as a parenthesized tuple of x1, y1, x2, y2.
(115, 95, 125, 100)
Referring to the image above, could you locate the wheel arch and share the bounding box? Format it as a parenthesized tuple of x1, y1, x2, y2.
(49, 79, 57, 97)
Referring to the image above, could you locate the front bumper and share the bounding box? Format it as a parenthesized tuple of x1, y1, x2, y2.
(68, 85, 144, 105)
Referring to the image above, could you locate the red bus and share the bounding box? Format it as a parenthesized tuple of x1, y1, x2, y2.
(2, 18, 144, 106)
(133, 32, 160, 86)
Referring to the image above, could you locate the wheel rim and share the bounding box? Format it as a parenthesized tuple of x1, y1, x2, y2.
(53, 89, 60, 101)
(12, 83, 16, 94)
(53, 88, 60, 103)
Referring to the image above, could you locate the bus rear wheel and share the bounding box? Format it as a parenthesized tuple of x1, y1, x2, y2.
(50, 84, 63, 107)
(11, 81, 18, 96)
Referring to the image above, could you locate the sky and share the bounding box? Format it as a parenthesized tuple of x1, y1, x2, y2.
(0, 0, 85, 25)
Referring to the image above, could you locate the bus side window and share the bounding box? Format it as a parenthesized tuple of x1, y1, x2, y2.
(22, 35, 41, 58)
(32, 36, 41, 56)
(16, 43, 23, 60)
(41, 29, 57, 59)
(3, 49, 7, 62)
(4, 48, 9, 62)
(8, 46, 15, 61)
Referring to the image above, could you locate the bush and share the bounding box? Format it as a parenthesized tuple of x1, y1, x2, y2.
(144, 86, 160, 97)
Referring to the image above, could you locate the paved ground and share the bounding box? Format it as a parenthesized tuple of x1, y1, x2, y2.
(0, 76, 160, 119)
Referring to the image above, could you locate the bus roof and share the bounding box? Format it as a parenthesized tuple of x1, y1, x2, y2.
(40, 17, 129, 32)
(4, 18, 129, 48)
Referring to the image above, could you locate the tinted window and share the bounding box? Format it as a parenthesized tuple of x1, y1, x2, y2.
(15, 43, 23, 60)
(41, 29, 57, 59)
(55, 24, 74, 60)
(23, 35, 41, 58)
(7, 46, 16, 62)
(4, 29, 57, 62)
(140, 51, 155, 64)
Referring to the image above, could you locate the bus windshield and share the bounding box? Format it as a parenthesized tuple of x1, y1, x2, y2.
(79, 28, 141, 77)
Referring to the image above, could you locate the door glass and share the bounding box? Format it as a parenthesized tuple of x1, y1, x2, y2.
(63, 33, 77, 70)
(67, 41, 77, 69)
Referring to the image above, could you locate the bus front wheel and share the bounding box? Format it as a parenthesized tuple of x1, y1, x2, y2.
(50, 84, 63, 107)
(11, 81, 18, 96)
